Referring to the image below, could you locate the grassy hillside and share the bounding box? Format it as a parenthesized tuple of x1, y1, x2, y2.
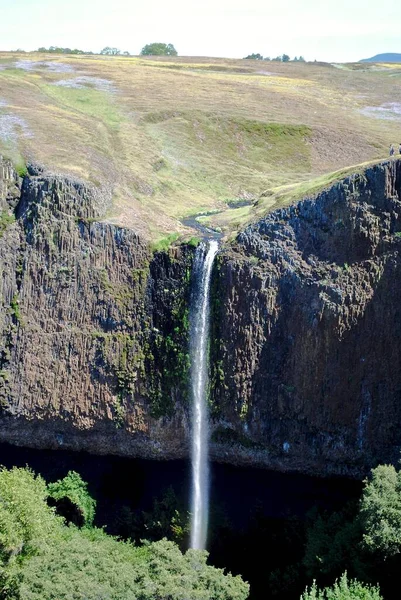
(0, 52, 400, 241)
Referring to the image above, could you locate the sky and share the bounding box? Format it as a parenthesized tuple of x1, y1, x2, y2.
(0, 0, 400, 63)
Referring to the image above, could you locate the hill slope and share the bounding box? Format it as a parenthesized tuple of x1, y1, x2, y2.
(0, 52, 400, 240)
(360, 53, 401, 63)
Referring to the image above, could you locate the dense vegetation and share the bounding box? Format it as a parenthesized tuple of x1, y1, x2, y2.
(1, 460, 401, 598)
(205, 463, 401, 600)
(0, 467, 248, 599)
(299, 463, 401, 600)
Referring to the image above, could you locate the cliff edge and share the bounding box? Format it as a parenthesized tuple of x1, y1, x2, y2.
(212, 159, 401, 476)
(1, 157, 401, 477)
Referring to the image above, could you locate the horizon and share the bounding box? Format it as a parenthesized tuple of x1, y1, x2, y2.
(1, 48, 401, 64)
(0, 0, 400, 63)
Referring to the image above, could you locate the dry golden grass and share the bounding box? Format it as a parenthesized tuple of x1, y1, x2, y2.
(0, 52, 399, 240)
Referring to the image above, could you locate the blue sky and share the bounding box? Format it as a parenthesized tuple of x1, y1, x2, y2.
(0, 0, 399, 62)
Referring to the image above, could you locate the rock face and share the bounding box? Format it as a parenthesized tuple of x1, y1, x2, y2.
(0, 160, 193, 459)
(1, 157, 401, 477)
(211, 159, 401, 476)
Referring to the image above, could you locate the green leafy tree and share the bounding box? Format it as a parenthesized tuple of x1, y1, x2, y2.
(140, 43, 178, 56)
(360, 464, 401, 558)
(47, 471, 96, 527)
(243, 53, 263, 60)
(0, 467, 60, 564)
(301, 572, 382, 600)
(0, 467, 249, 599)
(100, 47, 121, 55)
(282, 54, 290, 62)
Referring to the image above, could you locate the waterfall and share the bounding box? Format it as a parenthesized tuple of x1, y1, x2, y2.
(189, 239, 219, 550)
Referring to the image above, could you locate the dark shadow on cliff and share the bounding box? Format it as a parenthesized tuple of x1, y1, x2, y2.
(245, 250, 401, 473)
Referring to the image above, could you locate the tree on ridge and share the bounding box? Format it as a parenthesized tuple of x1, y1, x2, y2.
(100, 47, 121, 55)
(243, 53, 263, 60)
(140, 43, 178, 56)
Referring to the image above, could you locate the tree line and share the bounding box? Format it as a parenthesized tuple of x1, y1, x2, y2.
(244, 53, 306, 62)
(33, 43, 178, 57)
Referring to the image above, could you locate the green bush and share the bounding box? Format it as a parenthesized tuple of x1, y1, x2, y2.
(301, 572, 381, 600)
(360, 464, 401, 557)
(0, 467, 249, 599)
(0, 467, 60, 563)
(150, 232, 179, 253)
(47, 471, 96, 527)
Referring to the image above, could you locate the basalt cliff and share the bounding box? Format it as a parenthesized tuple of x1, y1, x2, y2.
(1, 157, 401, 477)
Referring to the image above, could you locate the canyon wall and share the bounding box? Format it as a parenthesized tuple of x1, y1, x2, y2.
(0, 160, 192, 459)
(211, 159, 401, 475)
(1, 157, 401, 476)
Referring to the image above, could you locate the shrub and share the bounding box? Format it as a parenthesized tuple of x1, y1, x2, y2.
(301, 572, 382, 600)
(47, 471, 96, 527)
(360, 464, 401, 557)
(0, 467, 59, 563)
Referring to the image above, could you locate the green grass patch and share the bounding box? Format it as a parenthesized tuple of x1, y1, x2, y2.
(0, 142, 27, 179)
(257, 162, 372, 212)
(144, 112, 313, 227)
(41, 84, 122, 128)
(15, 163, 27, 177)
(200, 159, 382, 236)
(150, 232, 180, 253)
(0, 67, 30, 78)
(147, 113, 312, 177)
(187, 236, 201, 247)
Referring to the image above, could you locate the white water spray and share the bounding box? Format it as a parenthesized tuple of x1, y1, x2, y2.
(189, 239, 219, 550)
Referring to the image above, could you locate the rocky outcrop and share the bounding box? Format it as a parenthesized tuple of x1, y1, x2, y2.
(0, 159, 193, 458)
(2, 156, 401, 477)
(211, 160, 401, 476)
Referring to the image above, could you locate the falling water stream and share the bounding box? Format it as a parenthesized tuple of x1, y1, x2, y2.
(189, 240, 219, 550)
